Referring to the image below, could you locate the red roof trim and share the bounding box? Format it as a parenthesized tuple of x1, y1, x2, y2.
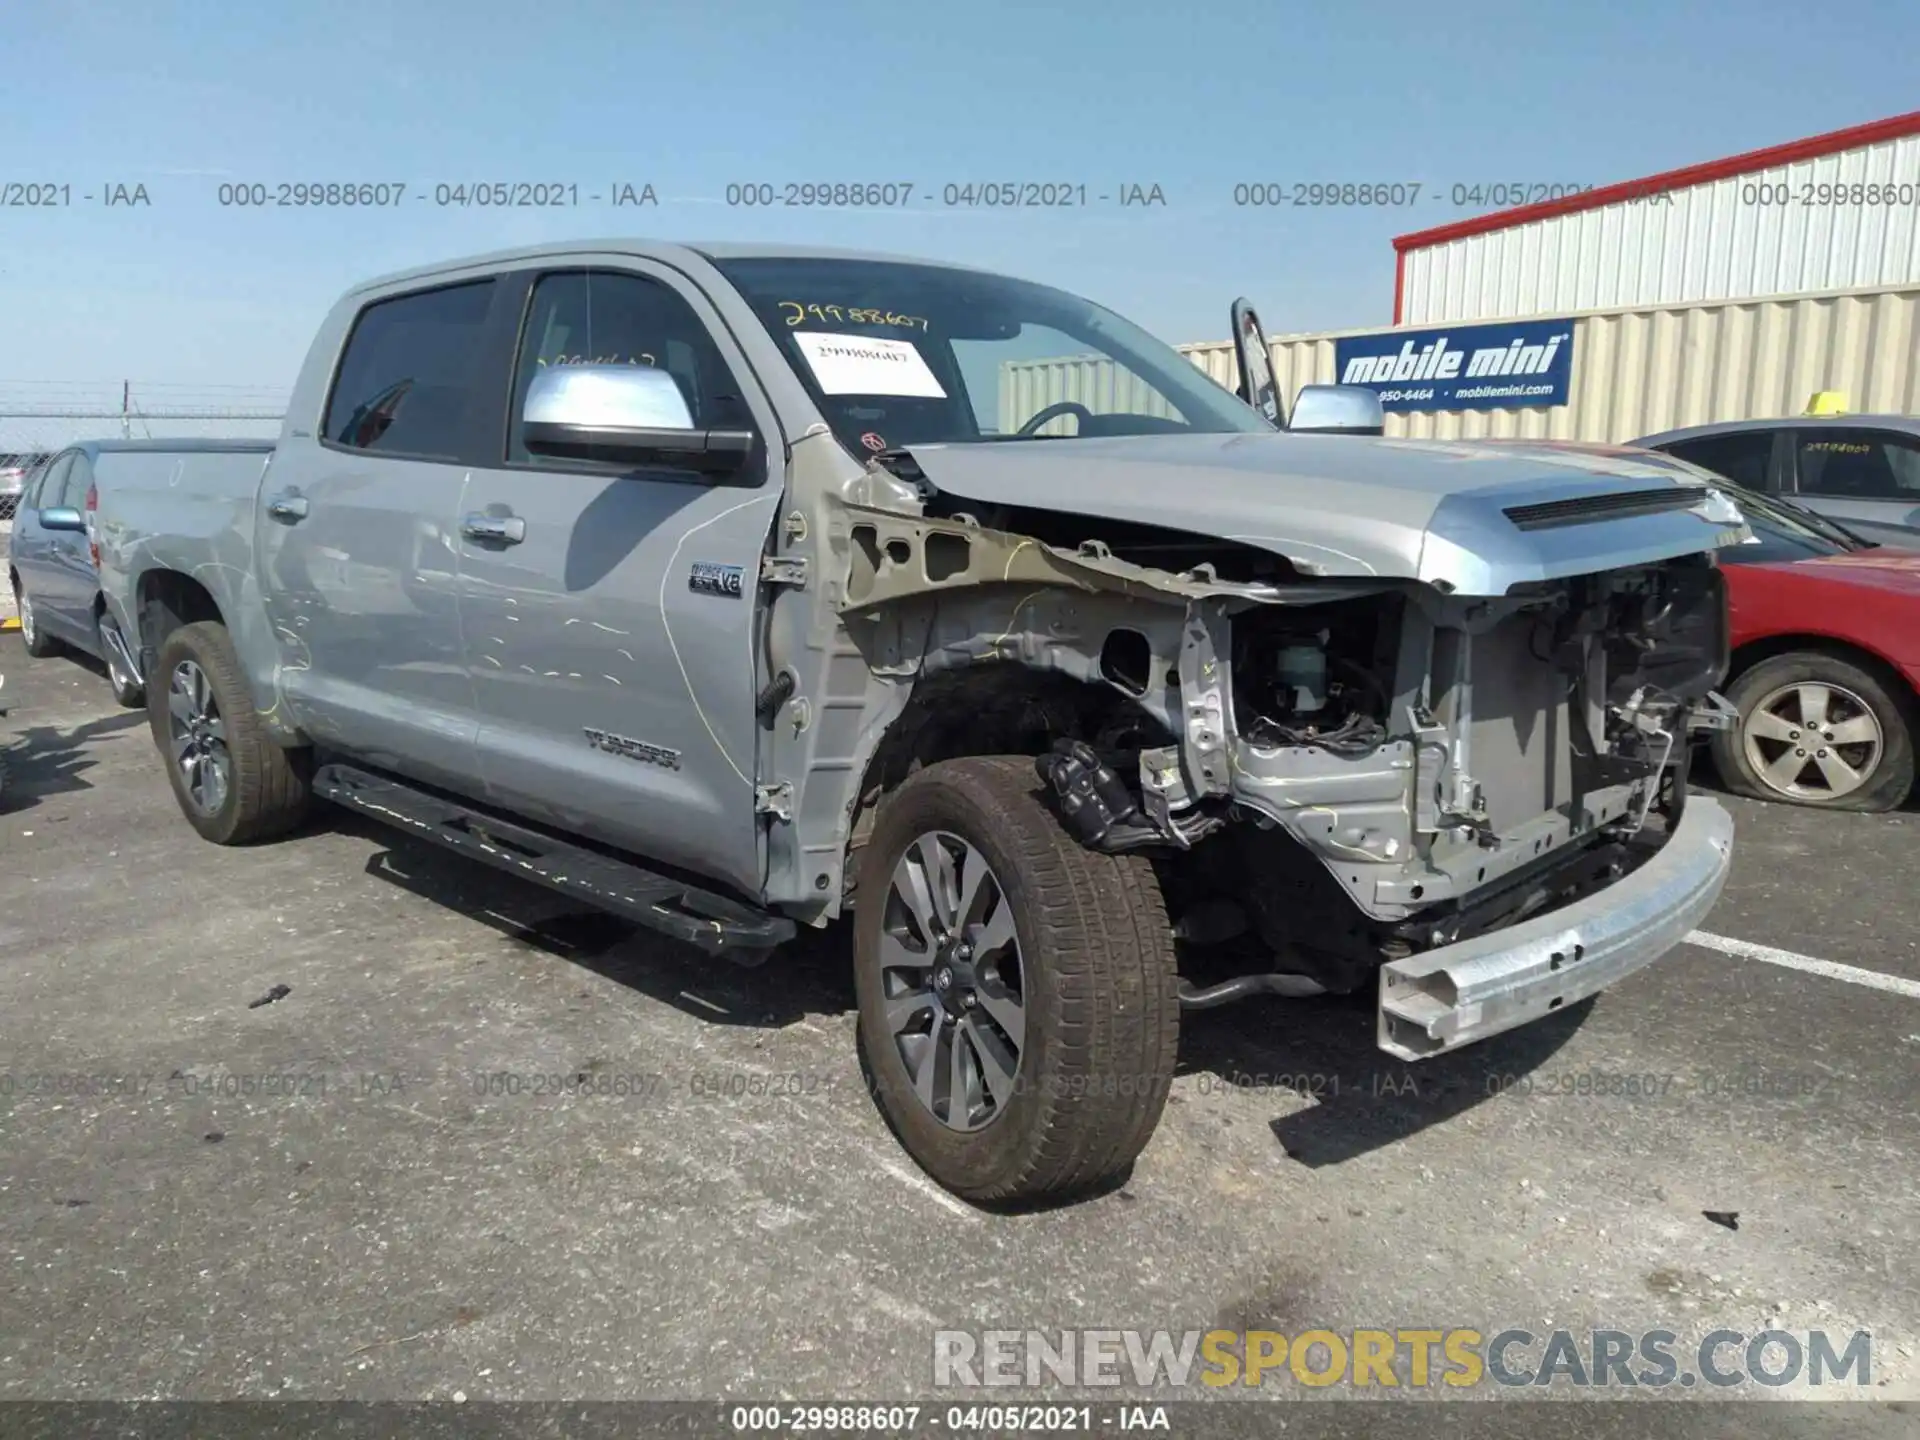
(1391, 248, 1406, 325)
(1392, 109, 1920, 254)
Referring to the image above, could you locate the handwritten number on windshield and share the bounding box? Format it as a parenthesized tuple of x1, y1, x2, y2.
(777, 301, 929, 332)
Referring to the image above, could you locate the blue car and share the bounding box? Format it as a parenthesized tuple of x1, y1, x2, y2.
(7, 442, 145, 705)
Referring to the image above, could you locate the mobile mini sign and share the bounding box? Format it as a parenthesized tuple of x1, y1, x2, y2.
(1334, 318, 1574, 413)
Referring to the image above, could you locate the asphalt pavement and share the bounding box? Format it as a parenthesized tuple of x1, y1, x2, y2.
(0, 635, 1914, 1437)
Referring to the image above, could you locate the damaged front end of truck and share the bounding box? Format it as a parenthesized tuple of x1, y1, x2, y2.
(764, 428, 1744, 1061)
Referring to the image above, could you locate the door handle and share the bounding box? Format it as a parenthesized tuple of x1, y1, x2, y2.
(266, 492, 309, 522)
(461, 512, 526, 545)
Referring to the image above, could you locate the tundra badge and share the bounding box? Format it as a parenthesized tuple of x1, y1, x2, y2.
(583, 728, 682, 770)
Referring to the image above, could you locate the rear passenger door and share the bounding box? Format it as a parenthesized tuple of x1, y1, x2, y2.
(257, 278, 499, 792)
(454, 261, 784, 898)
(1787, 428, 1920, 547)
(12, 452, 82, 642)
(42, 450, 101, 636)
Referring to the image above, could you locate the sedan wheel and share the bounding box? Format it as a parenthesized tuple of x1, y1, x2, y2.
(1741, 680, 1883, 802)
(1713, 651, 1916, 812)
(15, 583, 59, 658)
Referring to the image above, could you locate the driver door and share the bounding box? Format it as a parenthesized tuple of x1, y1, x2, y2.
(454, 261, 785, 898)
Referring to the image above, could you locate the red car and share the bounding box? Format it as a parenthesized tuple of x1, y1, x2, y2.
(1713, 487, 1920, 811)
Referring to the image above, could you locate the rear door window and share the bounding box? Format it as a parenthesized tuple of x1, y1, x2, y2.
(62, 452, 94, 508)
(1794, 429, 1920, 500)
(1660, 431, 1775, 491)
(16, 458, 51, 508)
(323, 279, 498, 461)
(36, 454, 75, 508)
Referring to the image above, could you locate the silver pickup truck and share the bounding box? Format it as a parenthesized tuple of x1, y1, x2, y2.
(98, 241, 1744, 1204)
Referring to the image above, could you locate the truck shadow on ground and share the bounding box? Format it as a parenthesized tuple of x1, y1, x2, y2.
(347, 814, 1593, 1169)
(349, 818, 855, 1025)
(0, 710, 147, 812)
(1173, 989, 1593, 1169)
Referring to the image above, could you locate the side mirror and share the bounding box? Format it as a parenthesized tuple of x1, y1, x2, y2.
(37, 505, 85, 532)
(521, 364, 756, 476)
(1229, 298, 1282, 428)
(1288, 385, 1385, 436)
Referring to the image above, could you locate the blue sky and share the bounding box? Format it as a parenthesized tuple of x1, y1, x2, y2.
(3, 0, 1918, 444)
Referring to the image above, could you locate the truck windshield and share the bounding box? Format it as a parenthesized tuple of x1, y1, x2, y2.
(708, 256, 1271, 457)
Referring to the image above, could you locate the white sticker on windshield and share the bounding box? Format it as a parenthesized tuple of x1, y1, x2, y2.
(793, 332, 947, 398)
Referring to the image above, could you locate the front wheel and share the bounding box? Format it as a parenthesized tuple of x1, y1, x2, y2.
(148, 621, 311, 844)
(853, 756, 1181, 1205)
(1711, 651, 1916, 812)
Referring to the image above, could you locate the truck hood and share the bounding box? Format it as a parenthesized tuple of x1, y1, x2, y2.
(903, 432, 1749, 594)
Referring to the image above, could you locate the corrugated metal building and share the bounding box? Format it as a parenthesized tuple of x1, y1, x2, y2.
(1393, 110, 1920, 325)
(1006, 279, 1920, 445)
(1172, 282, 1920, 444)
(1006, 113, 1920, 443)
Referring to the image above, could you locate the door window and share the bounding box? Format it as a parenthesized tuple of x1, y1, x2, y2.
(1794, 429, 1920, 500)
(507, 270, 752, 464)
(323, 279, 497, 461)
(35, 454, 75, 509)
(10, 458, 50, 508)
(62, 452, 94, 508)
(1660, 431, 1774, 491)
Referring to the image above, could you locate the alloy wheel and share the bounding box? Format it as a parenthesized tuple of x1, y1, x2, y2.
(1742, 680, 1883, 802)
(878, 831, 1026, 1132)
(166, 659, 231, 814)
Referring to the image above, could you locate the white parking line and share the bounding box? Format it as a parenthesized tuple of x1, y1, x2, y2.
(1686, 931, 1920, 999)
(872, 1154, 983, 1222)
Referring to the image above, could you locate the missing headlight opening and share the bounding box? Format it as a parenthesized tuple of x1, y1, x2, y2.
(1231, 594, 1397, 758)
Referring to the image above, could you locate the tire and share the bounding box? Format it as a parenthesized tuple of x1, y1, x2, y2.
(13, 578, 60, 658)
(1711, 651, 1915, 812)
(97, 610, 145, 708)
(148, 620, 311, 843)
(853, 756, 1180, 1205)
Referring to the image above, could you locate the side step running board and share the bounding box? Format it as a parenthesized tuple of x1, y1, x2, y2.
(313, 763, 795, 960)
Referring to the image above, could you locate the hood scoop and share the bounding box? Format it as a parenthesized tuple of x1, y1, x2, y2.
(1504, 488, 1706, 531)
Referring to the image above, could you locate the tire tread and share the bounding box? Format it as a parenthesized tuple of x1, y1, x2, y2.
(857, 756, 1180, 1204)
(1713, 650, 1915, 812)
(151, 621, 310, 844)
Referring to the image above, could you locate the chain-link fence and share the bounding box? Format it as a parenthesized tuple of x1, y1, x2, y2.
(1, 382, 288, 629)
(0, 380, 287, 453)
